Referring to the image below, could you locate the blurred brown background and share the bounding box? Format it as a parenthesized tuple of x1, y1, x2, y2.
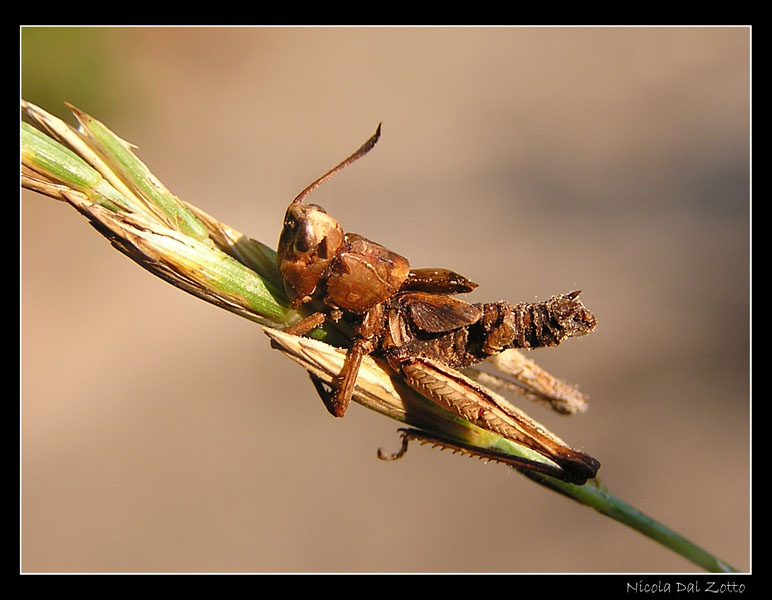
(21, 27, 750, 573)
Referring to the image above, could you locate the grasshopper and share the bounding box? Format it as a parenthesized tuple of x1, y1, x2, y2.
(276, 125, 599, 484)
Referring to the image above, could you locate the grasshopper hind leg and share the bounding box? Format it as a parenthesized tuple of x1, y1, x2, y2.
(378, 428, 582, 482)
(393, 356, 600, 484)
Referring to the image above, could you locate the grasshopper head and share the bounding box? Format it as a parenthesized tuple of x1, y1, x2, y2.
(277, 124, 382, 307)
(277, 202, 345, 306)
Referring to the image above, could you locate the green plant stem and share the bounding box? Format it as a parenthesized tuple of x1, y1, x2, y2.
(522, 472, 739, 573)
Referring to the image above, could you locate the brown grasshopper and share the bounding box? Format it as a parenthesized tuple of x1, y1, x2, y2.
(277, 125, 599, 484)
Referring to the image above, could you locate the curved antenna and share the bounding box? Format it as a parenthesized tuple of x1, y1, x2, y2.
(292, 123, 382, 205)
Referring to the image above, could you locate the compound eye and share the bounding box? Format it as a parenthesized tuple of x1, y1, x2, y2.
(293, 219, 318, 254)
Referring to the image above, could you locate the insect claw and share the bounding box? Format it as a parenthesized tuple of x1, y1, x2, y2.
(307, 372, 344, 418)
(377, 429, 411, 461)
